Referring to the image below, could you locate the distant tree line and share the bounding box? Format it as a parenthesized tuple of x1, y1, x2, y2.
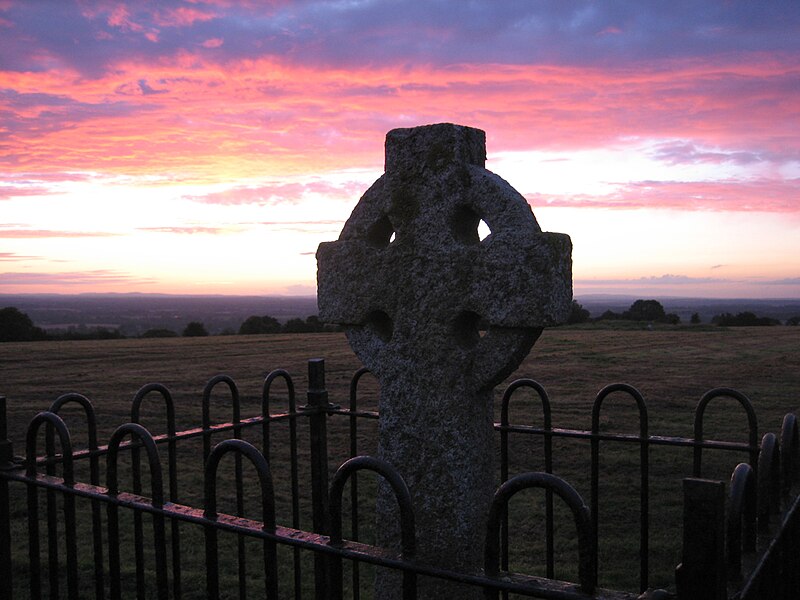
(566, 299, 681, 325)
(710, 312, 781, 326)
(137, 314, 339, 338)
(238, 314, 337, 334)
(3, 302, 799, 343)
(0, 306, 339, 342)
(567, 299, 797, 328)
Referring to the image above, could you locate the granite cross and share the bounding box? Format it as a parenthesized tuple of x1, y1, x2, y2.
(317, 123, 572, 598)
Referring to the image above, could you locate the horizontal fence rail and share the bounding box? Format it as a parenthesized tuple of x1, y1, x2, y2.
(0, 361, 798, 599)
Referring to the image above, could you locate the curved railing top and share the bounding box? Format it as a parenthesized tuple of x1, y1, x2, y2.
(727, 462, 756, 575)
(49, 392, 99, 451)
(591, 383, 648, 438)
(202, 375, 241, 427)
(204, 438, 275, 528)
(780, 413, 799, 495)
(694, 387, 758, 448)
(262, 368, 296, 416)
(329, 455, 415, 556)
(106, 422, 164, 507)
(348, 366, 372, 411)
(501, 378, 552, 429)
(484, 471, 595, 595)
(25, 411, 74, 485)
(131, 383, 176, 435)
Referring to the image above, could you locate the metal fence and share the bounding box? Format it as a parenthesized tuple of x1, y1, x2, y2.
(0, 358, 797, 599)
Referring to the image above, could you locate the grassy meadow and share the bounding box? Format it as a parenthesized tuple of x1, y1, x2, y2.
(1, 325, 799, 597)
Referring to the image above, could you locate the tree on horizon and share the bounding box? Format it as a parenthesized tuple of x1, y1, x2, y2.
(182, 321, 209, 337)
(0, 307, 46, 342)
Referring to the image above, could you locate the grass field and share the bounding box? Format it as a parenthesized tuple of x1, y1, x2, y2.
(1, 325, 799, 597)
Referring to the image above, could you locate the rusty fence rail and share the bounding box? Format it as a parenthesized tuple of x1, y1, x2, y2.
(0, 359, 797, 599)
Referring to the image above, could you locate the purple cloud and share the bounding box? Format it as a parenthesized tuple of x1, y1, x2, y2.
(0, 89, 156, 139)
(651, 142, 763, 166)
(3, 2, 799, 77)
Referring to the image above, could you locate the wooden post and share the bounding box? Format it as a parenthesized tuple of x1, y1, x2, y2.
(675, 478, 727, 600)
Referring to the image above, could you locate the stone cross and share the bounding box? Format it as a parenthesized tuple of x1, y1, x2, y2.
(317, 123, 572, 598)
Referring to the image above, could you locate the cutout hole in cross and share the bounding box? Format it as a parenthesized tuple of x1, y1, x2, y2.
(365, 310, 393, 342)
(477, 219, 490, 241)
(366, 214, 395, 248)
(453, 310, 489, 348)
(451, 206, 484, 245)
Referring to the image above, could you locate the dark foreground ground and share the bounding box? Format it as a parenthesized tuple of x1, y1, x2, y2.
(1, 326, 798, 594)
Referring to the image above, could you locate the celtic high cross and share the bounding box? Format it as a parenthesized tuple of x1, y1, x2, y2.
(317, 123, 572, 598)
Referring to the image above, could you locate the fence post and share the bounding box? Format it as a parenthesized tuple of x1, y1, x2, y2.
(0, 396, 13, 599)
(306, 359, 332, 600)
(675, 478, 726, 600)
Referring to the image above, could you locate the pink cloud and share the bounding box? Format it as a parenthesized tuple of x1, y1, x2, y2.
(0, 55, 794, 181)
(254, 220, 343, 234)
(0, 9, 797, 205)
(201, 38, 224, 48)
(0, 252, 40, 261)
(0, 185, 60, 200)
(2, 172, 94, 183)
(0, 229, 119, 238)
(186, 183, 307, 205)
(0, 270, 156, 286)
(529, 178, 800, 212)
(154, 6, 218, 27)
(106, 5, 143, 32)
(137, 226, 229, 235)
(598, 26, 623, 36)
(186, 180, 362, 205)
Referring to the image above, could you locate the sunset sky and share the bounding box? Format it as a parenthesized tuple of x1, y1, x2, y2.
(1, 1, 799, 298)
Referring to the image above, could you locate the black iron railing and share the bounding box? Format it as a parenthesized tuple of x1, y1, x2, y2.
(0, 359, 797, 599)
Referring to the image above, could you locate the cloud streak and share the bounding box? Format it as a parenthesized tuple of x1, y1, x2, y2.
(0, 252, 40, 261)
(137, 226, 230, 235)
(0, 270, 157, 286)
(0, 229, 119, 238)
(530, 178, 800, 212)
(186, 180, 366, 205)
(0, 185, 60, 200)
(576, 274, 731, 286)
